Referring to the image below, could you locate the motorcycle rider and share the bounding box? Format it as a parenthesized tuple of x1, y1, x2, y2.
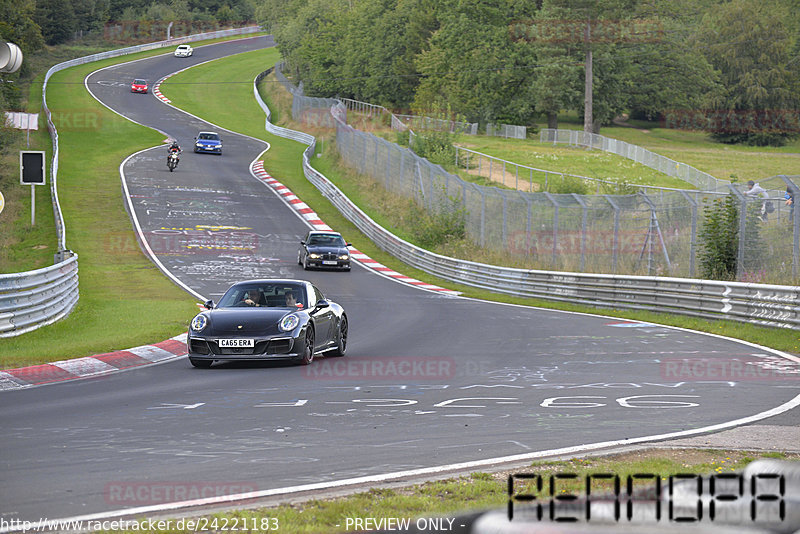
(168, 140, 182, 158)
(167, 140, 181, 169)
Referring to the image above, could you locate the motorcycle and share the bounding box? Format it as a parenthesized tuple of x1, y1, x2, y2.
(167, 151, 179, 172)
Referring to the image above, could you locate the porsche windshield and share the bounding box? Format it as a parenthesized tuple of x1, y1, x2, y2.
(217, 283, 306, 308)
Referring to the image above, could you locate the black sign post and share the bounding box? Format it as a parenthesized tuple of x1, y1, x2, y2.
(20, 151, 46, 225)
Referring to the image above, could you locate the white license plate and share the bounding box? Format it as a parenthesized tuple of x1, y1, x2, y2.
(322, 260, 338, 265)
(218, 338, 254, 348)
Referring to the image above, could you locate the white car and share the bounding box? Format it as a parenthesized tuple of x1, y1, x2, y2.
(174, 44, 193, 57)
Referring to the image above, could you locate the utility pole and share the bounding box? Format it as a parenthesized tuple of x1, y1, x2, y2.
(583, 17, 593, 135)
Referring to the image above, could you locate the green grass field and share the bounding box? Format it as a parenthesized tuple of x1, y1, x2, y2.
(542, 118, 800, 182)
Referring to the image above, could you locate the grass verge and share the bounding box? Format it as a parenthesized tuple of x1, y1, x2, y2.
(104, 449, 799, 533)
(543, 117, 800, 182)
(0, 36, 268, 369)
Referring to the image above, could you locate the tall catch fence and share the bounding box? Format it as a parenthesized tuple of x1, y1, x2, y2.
(274, 64, 800, 285)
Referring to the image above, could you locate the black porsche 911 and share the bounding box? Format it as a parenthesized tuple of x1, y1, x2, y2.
(187, 279, 347, 368)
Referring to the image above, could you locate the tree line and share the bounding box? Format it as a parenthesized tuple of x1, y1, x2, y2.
(259, 0, 800, 146)
(0, 0, 255, 48)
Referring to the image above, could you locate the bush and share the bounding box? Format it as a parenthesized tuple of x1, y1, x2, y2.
(698, 195, 739, 280)
(409, 129, 456, 168)
(412, 194, 466, 249)
(547, 175, 589, 195)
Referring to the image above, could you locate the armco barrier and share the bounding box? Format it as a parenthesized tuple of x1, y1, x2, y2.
(255, 67, 800, 330)
(0, 255, 79, 337)
(1, 26, 262, 338)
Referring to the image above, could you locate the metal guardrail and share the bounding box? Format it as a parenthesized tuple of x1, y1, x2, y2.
(0, 255, 79, 338)
(255, 67, 800, 330)
(0, 26, 263, 338)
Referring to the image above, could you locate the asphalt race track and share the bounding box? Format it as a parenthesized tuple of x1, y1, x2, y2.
(1, 36, 799, 524)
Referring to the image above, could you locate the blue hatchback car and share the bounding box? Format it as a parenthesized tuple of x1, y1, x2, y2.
(194, 131, 223, 154)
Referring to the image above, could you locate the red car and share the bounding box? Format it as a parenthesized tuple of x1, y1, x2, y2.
(131, 79, 148, 94)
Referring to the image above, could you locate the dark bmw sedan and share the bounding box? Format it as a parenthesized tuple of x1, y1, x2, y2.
(187, 279, 347, 368)
(298, 231, 351, 271)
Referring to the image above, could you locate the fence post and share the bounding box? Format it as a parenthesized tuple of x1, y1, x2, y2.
(499, 190, 508, 249)
(679, 190, 698, 278)
(525, 196, 533, 256)
(545, 192, 559, 268)
(572, 193, 588, 272)
(780, 175, 800, 279)
(728, 184, 747, 281)
(604, 195, 621, 273)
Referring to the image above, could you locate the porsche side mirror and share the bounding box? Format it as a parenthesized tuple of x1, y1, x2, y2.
(300, 240, 305, 245)
(314, 299, 330, 309)
(204, 299, 214, 309)
(346, 243, 352, 247)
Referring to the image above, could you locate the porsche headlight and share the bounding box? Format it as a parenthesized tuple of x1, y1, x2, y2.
(279, 314, 300, 332)
(338, 254, 350, 260)
(191, 314, 208, 332)
(308, 253, 322, 259)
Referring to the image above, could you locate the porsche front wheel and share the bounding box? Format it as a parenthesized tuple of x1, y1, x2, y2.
(298, 327, 315, 365)
(330, 316, 347, 357)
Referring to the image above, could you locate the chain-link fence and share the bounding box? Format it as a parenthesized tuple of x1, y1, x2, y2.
(275, 64, 800, 285)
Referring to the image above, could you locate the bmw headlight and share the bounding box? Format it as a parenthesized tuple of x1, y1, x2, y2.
(279, 314, 300, 332)
(191, 314, 208, 332)
(338, 254, 350, 260)
(308, 253, 322, 259)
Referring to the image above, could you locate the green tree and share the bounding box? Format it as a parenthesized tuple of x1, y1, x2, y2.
(413, 0, 538, 125)
(35, 0, 78, 44)
(626, 0, 720, 121)
(525, 1, 582, 129)
(698, 195, 739, 280)
(699, 0, 800, 146)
